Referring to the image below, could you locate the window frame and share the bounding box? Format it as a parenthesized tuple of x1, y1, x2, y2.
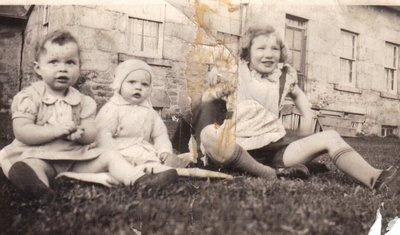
(384, 42, 399, 94)
(381, 125, 397, 137)
(339, 29, 358, 87)
(285, 14, 308, 91)
(126, 15, 164, 59)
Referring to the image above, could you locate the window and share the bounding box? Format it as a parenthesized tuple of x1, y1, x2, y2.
(381, 125, 397, 137)
(217, 32, 240, 57)
(340, 30, 357, 86)
(128, 17, 163, 58)
(384, 42, 399, 93)
(285, 15, 307, 91)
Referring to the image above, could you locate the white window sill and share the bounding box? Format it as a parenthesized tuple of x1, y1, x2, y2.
(118, 53, 172, 67)
(334, 84, 362, 94)
(380, 91, 400, 100)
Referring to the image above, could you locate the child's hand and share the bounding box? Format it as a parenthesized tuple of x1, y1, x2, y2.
(66, 126, 85, 142)
(159, 152, 174, 164)
(219, 82, 236, 97)
(203, 66, 237, 102)
(52, 122, 77, 139)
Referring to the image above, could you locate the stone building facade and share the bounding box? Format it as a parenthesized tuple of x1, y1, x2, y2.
(14, 2, 243, 117)
(246, 3, 400, 136)
(1, 2, 400, 137)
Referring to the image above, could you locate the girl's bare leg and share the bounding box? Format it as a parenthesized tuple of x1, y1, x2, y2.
(282, 130, 382, 188)
(71, 150, 145, 185)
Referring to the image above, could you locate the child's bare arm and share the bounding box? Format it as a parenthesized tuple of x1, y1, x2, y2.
(290, 86, 314, 136)
(13, 117, 75, 145)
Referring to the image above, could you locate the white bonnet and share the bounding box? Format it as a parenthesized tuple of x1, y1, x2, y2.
(112, 59, 154, 92)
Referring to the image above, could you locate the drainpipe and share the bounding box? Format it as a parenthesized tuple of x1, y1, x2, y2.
(18, 29, 25, 91)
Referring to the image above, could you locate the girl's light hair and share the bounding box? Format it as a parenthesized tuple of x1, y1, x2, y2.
(240, 24, 289, 63)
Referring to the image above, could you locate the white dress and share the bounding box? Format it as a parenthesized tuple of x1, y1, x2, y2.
(96, 94, 172, 166)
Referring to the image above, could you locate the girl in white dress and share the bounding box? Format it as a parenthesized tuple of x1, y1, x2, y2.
(193, 24, 400, 194)
(95, 59, 176, 173)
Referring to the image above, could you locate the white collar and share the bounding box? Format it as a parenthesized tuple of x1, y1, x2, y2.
(32, 81, 81, 105)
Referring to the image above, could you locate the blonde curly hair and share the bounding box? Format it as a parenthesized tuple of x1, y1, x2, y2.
(240, 24, 289, 64)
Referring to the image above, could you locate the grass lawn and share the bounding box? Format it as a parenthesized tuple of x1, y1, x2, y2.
(0, 124, 399, 234)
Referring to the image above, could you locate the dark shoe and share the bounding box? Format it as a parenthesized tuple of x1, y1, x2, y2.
(374, 160, 400, 195)
(8, 161, 55, 201)
(277, 164, 310, 180)
(305, 161, 330, 174)
(134, 169, 178, 189)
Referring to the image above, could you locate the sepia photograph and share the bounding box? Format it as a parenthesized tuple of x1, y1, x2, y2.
(0, 0, 399, 234)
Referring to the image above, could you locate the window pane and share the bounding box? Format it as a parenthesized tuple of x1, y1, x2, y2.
(143, 21, 158, 37)
(129, 18, 144, 51)
(132, 19, 143, 34)
(342, 33, 353, 47)
(349, 61, 353, 83)
(385, 44, 394, 67)
(285, 16, 307, 76)
(288, 50, 294, 65)
(128, 17, 162, 55)
(342, 43, 353, 59)
(389, 69, 394, 90)
(384, 68, 395, 91)
(385, 68, 389, 88)
(285, 29, 294, 48)
(292, 50, 301, 71)
(143, 36, 158, 53)
(390, 70, 394, 90)
(132, 35, 142, 51)
(340, 58, 352, 83)
(341, 31, 356, 59)
(286, 17, 306, 28)
(293, 30, 302, 50)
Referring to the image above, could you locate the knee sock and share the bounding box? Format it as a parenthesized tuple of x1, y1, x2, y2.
(225, 145, 276, 179)
(332, 148, 382, 189)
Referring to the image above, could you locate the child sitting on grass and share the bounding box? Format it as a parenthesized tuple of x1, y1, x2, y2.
(0, 30, 177, 201)
(95, 59, 178, 176)
(52, 59, 229, 186)
(184, 24, 400, 194)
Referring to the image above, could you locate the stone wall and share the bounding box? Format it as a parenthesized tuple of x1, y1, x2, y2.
(21, 3, 242, 116)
